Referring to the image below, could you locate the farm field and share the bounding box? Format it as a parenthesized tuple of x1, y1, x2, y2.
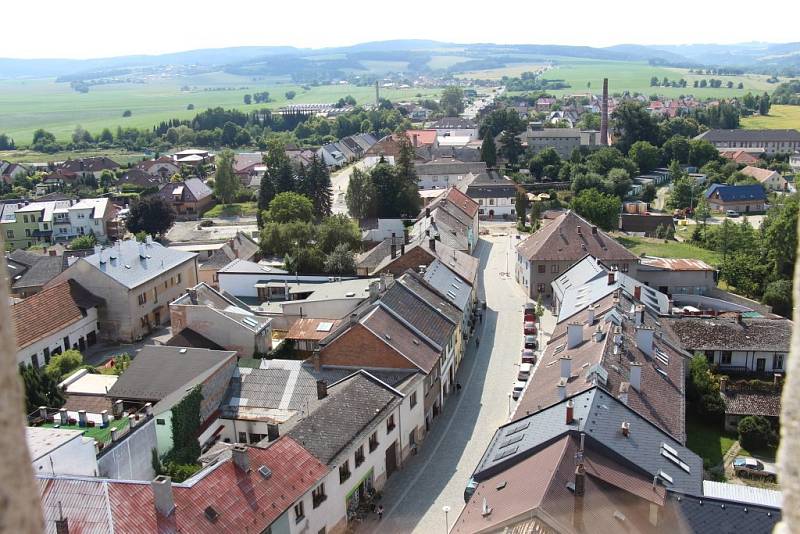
(741, 105, 800, 129)
(455, 62, 548, 80)
(0, 74, 440, 144)
(0, 148, 149, 165)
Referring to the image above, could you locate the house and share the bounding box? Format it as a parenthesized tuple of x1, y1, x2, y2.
(430, 117, 478, 144)
(216, 258, 332, 301)
(618, 213, 676, 236)
(705, 183, 766, 213)
(523, 126, 580, 157)
(720, 377, 782, 433)
(739, 165, 788, 192)
(360, 218, 406, 245)
(169, 282, 272, 357)
(662, 315, 791, 375)
(172, 148, 212, 166)
(415, 145, 482, 163)
(117, 168, 163, 190)
(10, 250, 93, 298)
(535, 96, 556, 111)
(47, 238, 198, 342)
(364, 236, 479, 286)
(36, 438, 334, 534)
(791, 151, 800, 171)
(636, 256, 717, 296)
(27, 427, 98, 477)
(404, 129, 438, 149)
(276, 278, 379, 329)
(107, 346, 237, 454)
(466, 171, 520, 219)
(695, 128, 800, 155)
(317, 142, 348, 167)
(285, 370, 423, 529)
(13, 279, 103, 368)
(410, 187, 480, 252)
(285, 318, 342, 354)
(58, 156, 120, 179)
(158, 178, 214, 219)
(414, 161, 486, 191)
(515, 211, 639, 299)
(719, 149, 762, 165)
(137, 155, 180, 179)
(0, 161, 29, 183)
(232, 152, 265, 187)
(192, 231, 260, 287)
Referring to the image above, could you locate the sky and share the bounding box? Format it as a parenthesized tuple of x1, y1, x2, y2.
(4, 0, 799, 59)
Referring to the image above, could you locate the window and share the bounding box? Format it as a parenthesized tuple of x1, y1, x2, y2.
(63, 336, 70, 350)
(774, 354, 785, 370)
(25, 229, 31, 237)
(238, 432, 247, 443)
(355, 445, 365, 467)
(339, 461, 351, 483)
(31, 354, 39, 368)
(721, 351, 732, 365)
(294, 501, 305, 522)
(6, 230, 13, 239)
(537, 264, 546, 274)
(156, 418, 166, 425)
(43, 223, 48, 230)
(705, 350, 714, 364)
(387, 414, 396, 432)
(489, 198, 495, 206)
(177, 273, 182, 284)
(138, 292, 147, 305)
(153, 287, 158, 303)
(369, 431, 379, 452)
(537, 283, 546, 294)
(43, 347, 50, 364)
(410, 391, 417, 409)
(551, 264, 559, 273)
(621, 263, 629, 273)
(312, 484, 327, 508)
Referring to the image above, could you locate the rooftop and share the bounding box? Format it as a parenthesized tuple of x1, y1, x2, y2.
(696, 128, 800, 142)
(26, 426, 85, 462)
(663, 316, 792, 352)
(640, 256, 716, 272)
(80, 239, 197, 289)
(285, 317, 342, 342)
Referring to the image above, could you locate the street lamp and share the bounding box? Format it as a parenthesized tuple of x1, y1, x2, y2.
(443, 505, 451, 533)
(507, 392, 512, 416)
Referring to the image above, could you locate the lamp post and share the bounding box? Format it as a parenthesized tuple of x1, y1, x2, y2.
(443, 505, 451, 533)
(508, 392, 512, 416)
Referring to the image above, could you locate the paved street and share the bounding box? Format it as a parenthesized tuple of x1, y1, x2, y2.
(331, 161, 365, 215)
(373, 227, 555, 533)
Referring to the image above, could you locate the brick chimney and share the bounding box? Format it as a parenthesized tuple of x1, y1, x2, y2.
(232, 444, 250, 472)
(574, 464, 586, 496)
(566, 399, 574, 424)
(316, 380, 328, 400)
(151, 476, 175, 517)
(600, 78, 609, 146)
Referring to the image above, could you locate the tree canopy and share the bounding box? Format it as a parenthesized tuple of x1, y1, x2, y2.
(127, 196, 176, 237)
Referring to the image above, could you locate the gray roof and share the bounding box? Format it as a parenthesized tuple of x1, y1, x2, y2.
(414, 161, 486, 176)
(218, 258, 287, 275)
(158, 177, 212, 202)
(286, 371, 402, 465)
(107, 346, 236, 402)
(696, 128, 800, 142)
(8, 249, 43, 267)
(667, 492, 781, 534)
(663, 317, 792, 352)
(525, 127, 582, 139)
(81, 240, 197, 289)
(395, 271, 462, 325)
(12, 255, 64, 290)
(466, 171, 519, 198)
(422, 260, 472, 311)
(474, 387, 703, 495)
(379, 279, 456, 350)
(430, 117, 477, 129)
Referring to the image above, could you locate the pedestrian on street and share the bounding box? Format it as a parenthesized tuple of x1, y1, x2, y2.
(476, 337, 480, 348)
(377, 505, 384, 520)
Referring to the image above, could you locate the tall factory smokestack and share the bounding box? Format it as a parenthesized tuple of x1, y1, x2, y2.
(600, 78, 609, 146)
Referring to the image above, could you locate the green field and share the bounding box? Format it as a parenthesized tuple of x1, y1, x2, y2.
(742, 105, 800, 129)
(503, 57, 774, 98)
(614, 235, 724, 265)
(0, 74, 440, 144)
(0, 147, 149, 165)
(202, 202, 258, 218)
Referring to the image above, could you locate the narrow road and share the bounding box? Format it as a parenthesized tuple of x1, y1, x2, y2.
(375, 230, 533, 533)
(331, 161, 365, 215)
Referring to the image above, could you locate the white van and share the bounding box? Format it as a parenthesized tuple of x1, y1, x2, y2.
(512, 381, 526, 400)
(518, 363, 533, 381)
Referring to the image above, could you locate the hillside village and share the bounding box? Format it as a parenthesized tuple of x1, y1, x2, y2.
(2, 63, 799, 534)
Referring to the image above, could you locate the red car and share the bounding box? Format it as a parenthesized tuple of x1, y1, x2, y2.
(523, 303, 537, 322)
(524, 321, 537, 335)
(521, 349, 536, 365)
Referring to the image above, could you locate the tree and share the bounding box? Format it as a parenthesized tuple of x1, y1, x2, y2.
(758, 92, 771, 115)
(611, 101, 659, 153)
(761, 193, 798, 279)
(346, 167, 375, 219)
(324, 243, 356, 275)
(667, 175, 699, 210)
(285, 246, 325, 274)
(572, 189, 621, 231)
(32, 129, 56, 146)
(641, 183, 657, 203)
(586, 147, 636, 176)
(285, 90, 296, 100)
(499, 130, 523, 164)
(0, 133, 16, 150)
(122, 110, 132, 117)
(628, 141, 661, 174)
(44, 350, 83, 380)
(243, 94, 252, 105)
(738, 415, 776, 451)
(688, 139, 719, 167)
(257, 161, 276, 228)
(305, 154, 333, 217)
(99, 169, 115, 188)
(266, 192, 314, 223)
(440, 86, 465, 116)
(220, 121, 240, 147)
(127, 196, 176, 236)
(763, 279, 793, 317)
(529, 147, 562, 179)
(662, 135, 690, 165)
(69, 234, 97, 250)
(213, 149, 239, 204)
(515, 191, 529, 223)
(317, 214, 361, 254)
(694, 197, 711, 227)
(20, 365, 65, 413)
(605, 167, 632, 199)
(71, 125, 93, 145)
(481, 135, 497, 167)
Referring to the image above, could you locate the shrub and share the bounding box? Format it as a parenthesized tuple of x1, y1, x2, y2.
(198, 219, 214, 228)
(738, 415, 776, 450)
(44, 350, 84, 380)
(763, 279, 792, 317)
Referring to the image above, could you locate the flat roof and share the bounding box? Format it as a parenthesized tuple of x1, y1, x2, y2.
(702, 480, 782, 508)
(286, 278, 378, 302)
(26, 427, 84, 461)
(170, 243, 226, 252)
(62, 373, 118, 396)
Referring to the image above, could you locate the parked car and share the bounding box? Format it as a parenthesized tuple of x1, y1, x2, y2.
(523, 303, 537, 321)
(726, 209, 740, 218)
(524, 321, 537, 335)
(518, 363, 533, 381)
(512, 381, 526, 400)
(521, 349, 536, 365)
(524, 335, 538, 350)
(733, 457, 777, 482)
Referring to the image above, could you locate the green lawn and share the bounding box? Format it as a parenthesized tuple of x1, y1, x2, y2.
(615, 235, 724, 266)
(42, 416, 129, 443)
(202, 202, 258, 218)
(741, 105, 800, 129)
(0, 74, 440, 144)
(0, 147, 148, 165)
(686, 415, 737, 468)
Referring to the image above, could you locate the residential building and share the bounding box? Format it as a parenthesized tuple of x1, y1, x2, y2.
(663, 315, 791, 375)
(232, 152, 265, 187)
(169, 282, 272, 357)
(275, 278, 378, 329)
(0, 160, 29, 182)
(47, 239, 198, 342)
(285, 317, 342, 354)
(36, 438, 332, 534)
(172, 148, 212, 166)
(158, 178, 214, 219)
(217, 258, 335, 301)
(739, 165, 788, 192)
(10, 249, 93, 298)
(13, 279, 102, 368)
(719, 149, 762, 165)
(466, 171, 520, 219)
(107, 346, 237, 454)
(791, 151, 800, 171)
(362, 236, 479, 285)
(0, 198, 115, 249)
(636, 256, 717, 296)
(515, 211, 639, 299)
(414, 161, 486, 191)
(522, 126, 600, 157)
(27, 427, 98, 477)
(720, 377, 782, 433)
(58, 156, 120, 179)
(618, 213, 676, 237)
(695, 128, 800, 155)
(410, 188, 480, 252)
(415, 145, 482, 163)
(360, 218, 406, 244)
(117, 168, 163, 190)
(430, 117, 478, 145)
(317, 142, 348, 167)
(705, 183, 767, 213)
(137, 155, 180, 179)
(179, 231, 260, 287)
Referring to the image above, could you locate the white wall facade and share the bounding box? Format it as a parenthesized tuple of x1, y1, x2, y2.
(169, 303, 272, 356)
(218, 272, 330, 299)
(30, 433, 98, 477)
(417, 171, 477, 191)
(17, 308, 99, 368)
(704, 349, 788, 373)
(475, 196, 516, 218)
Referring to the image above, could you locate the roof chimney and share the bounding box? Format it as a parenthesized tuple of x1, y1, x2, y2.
(634, 285, 642, 302)
(629, 363, 642, 391)
(312, 348, 322, 372)
(560, 356, 572, 379)
(151, 476, 175, 517)
(586, 305, 596, 326)
(634, 304, 645, 326)
(566, 399, 574, 425)
(425, 207, 430, 218)
(390, 233, 397, 259)
(607, 270, 616, 286)
(232, 444, 250, 472)
(400, 243, 405, 256)
(618, 382, 629, 405)
(621, 421, 631, 437)
(577, 225, 581, 235)
(591, 225, 598, 235)
(316, 380, 328, 400)
(635, 327, 654, 357)
(574, 464, 586, 496)
(567, 323, 583, 349)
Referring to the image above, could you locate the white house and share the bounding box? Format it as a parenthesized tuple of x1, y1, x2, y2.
(430, 117, 479, 142)
(13, 279, 102, 368)
(27, 427, 97, 477)
(739, 165, 788, 192)
(465, 171, 519, 219)
(414, 161, 486, 191)
(217, 258, 344, 300)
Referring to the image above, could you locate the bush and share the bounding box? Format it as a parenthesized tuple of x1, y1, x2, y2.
(44, 349, 84, 380)
(738, 415, 776, 450)
(763, 279, 792, 317)
(198, 219, 214, 228)
(69, 234, 97, 250)
(700, 392, 726, 419)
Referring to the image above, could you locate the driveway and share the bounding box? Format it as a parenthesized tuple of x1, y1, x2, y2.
(376, 229, 552, 533)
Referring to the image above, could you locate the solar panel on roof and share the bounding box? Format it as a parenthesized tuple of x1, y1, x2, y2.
(493, 446, 518, 461)
(506, 421, 530, 436)
(500, 434, 524, 449)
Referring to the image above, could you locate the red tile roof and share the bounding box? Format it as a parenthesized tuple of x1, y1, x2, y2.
(286, 318, 342, 342)
(13, 279, 102, 349)
(445, 187, 479, 218)
(403, 129, 437, 146)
